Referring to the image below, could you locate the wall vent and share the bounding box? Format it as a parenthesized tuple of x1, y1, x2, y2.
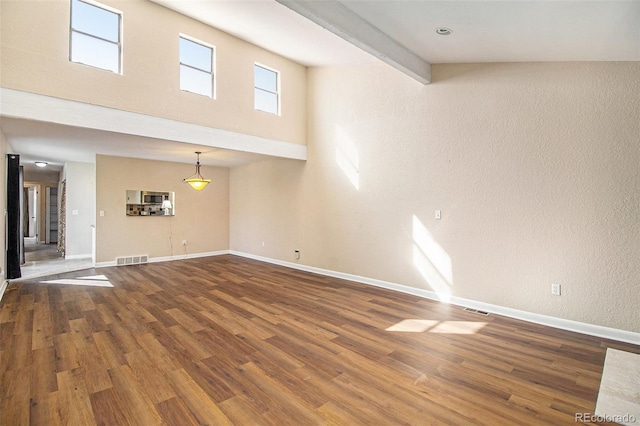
(115, 255, 148, 266)
(463, 307, 490, 316)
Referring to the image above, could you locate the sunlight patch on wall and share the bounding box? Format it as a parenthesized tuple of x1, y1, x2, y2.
(412, 215, 452, 302)
(335, 126, 359, 190)
(386, 319, 487, 334)
(39, 274, 113, 287)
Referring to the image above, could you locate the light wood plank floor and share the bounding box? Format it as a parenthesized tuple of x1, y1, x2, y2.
(1, 255, 638, 425)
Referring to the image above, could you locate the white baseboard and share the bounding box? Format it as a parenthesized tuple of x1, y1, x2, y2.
(0, 279, 8, 302)
(148, 250, 229, 264)
(229, 250, 640, 345)
(95, 250, 230, 268)
(65, 254, 93, 260)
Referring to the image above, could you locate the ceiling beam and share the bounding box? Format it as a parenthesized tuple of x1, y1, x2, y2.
(275, 0, 431, 84)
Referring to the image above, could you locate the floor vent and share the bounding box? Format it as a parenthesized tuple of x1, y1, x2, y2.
(115, 255, 149, 266)
(463, 307, 490, 316)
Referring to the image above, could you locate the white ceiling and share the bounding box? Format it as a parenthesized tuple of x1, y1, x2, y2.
(341, 0, 640, 64)
(3, 0, 639, 170)
(154, 0, 640, 66)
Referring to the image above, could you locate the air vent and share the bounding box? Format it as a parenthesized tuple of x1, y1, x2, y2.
(463, 307, 490, 316)
(115, 255, 148, 266)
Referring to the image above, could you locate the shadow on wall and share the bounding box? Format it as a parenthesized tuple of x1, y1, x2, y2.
(412, 214, 452, 302)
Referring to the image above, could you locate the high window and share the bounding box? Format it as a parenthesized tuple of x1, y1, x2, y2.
(179, 36, 215, 98)
(254, 63, 280, 115)
(70, 0, 121, 73)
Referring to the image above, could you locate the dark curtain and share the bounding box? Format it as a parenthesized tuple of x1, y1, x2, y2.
(19, 166, 25, 265)
(6, 154, 22, 279)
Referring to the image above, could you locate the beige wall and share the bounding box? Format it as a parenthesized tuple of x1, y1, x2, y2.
(0, 0, 306, 145)
(230, 62, 640, 333)
(96, 155, 229, 263)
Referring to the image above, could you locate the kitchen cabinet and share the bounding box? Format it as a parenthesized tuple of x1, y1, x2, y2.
(126, 190, 142, 204)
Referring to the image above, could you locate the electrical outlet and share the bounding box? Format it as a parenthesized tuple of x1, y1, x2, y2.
(182, 240, 188, 246)
(551, 283, 561, 296)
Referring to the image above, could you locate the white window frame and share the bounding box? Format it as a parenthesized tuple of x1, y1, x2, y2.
(179, 34, 216, 99)
(69, 0, 122, 74)
(254, 62, 281, 116)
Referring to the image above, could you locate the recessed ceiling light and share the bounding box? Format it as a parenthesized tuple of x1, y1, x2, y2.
(35, 161, 48, 168)
(435, 27, 452, 36)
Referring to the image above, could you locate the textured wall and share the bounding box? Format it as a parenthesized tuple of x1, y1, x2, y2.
(96, 155, 229, 263)
(0, 0, 306, 145)
(230, 62, 640, 333)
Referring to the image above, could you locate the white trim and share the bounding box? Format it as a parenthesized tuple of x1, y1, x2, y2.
(70, 0, 123, 75)
(254, 62, 281, 116)
(95, 250, 229, 268)
(229, 250, 640, 345)
(0, 88, 307, 161)
(0, 280, 8, 302)
(65, 254, 93, 260)
(179, 34, 216, 99)
(74, 0, 122, 18)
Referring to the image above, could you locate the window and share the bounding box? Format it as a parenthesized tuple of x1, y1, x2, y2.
(180, 36, 215, 98)
(70, 0, 121, 73)
(254, 63, 280, 115)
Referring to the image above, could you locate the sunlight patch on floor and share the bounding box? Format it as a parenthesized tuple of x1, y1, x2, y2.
(39, 274, 113, 287)
(386, 319, 487, 334)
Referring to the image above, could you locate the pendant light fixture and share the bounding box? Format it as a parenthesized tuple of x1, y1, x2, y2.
(183, 151, 211, 191)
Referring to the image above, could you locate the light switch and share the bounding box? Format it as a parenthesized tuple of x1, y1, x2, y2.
(72, 210, 79, 216)
(100, 211, 105, 217)
(435, 210, 441, 220)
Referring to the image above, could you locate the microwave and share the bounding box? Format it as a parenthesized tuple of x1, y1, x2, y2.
(142, 192, 165, 204)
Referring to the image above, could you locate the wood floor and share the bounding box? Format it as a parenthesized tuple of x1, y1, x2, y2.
(1, 255, 638, 425)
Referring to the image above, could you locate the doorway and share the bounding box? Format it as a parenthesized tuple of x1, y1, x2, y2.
(15, 164, 94, 280)
(22, 183, 61, 265)
(23, 184, 38, 245)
